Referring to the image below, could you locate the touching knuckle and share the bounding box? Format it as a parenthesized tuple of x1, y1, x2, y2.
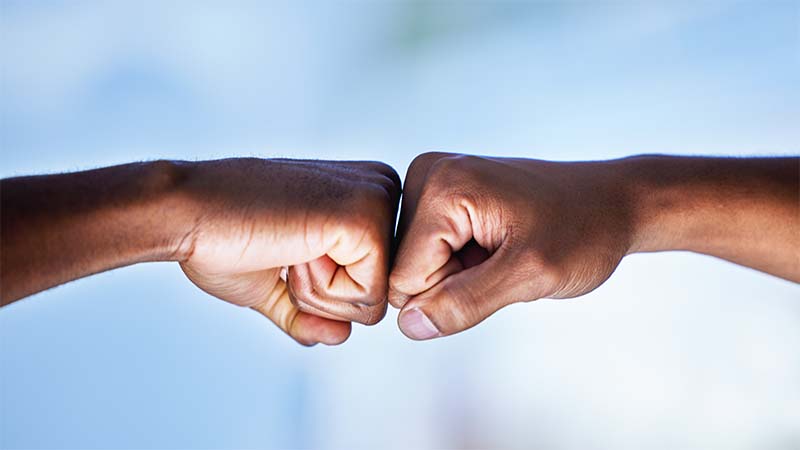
(359, 302, 388, 326)
(353, 183, 392, 214)
(358, 161, 401, 195)
(373, 161, 401, 187)
(354, 281, 387, 309)
(341, 185, 392, 232)
(366, 181, 394, 205)
(369, 279, 390, 301)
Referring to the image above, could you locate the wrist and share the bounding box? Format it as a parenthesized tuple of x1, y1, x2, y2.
(616, 154, 737, 255)
(613, 155, 688, 254)
(134, 159, 199, 263)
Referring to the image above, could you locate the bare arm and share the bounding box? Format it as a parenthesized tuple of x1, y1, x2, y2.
(389, 153, 799, 340)
(624, 155, 799, 281)
(1, 158, 401, 346)
(1, 161, 187, 304)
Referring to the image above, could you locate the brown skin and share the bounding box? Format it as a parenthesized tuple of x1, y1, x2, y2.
(0, 158, 401, 346)
(389, 153, 800, 340)
(2, 153, 797, 344)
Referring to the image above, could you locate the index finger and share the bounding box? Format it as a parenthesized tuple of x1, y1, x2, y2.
(389, 154, 478, 308)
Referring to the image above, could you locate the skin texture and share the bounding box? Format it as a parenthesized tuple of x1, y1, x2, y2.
(2, 153, 797, 344)
(1, 158, 401, 346)
(389, 152, 800, 340)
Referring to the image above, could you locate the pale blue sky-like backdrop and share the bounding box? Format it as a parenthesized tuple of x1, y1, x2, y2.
(1, 1, 799, 449)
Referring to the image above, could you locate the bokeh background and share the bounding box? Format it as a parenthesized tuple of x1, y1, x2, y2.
(1, 1, 799, 449)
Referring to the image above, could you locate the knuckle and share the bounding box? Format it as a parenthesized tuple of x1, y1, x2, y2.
(356, 161, 401, 195)
(293, 298, 318, 315)
(359, 302, 388, 326)
(351, 280, 388, 309)
(289, 266, 388, 325)
(388, 288, 411, 309)
(430, 153, 480, 174)
(352, 183, 393, 213)
(376, 175, 401, 202)
(425, 154, 487, 195)
(340, 185, 394, 232)
(389, 266, 424, 299)
(287, 275, 324, 308)
(372, 161, 401, 189)
(365, 180, 393, 203)
(388, 271, 407, 293)
(438, 283, 478, 330)
(407, 151, 453, 177)
(427, 154, 462, 178)
(363, 282, 389, 305)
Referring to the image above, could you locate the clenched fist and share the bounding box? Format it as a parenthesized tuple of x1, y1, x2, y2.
(1, 158, 401, 347)
(3, 153, 796, 344)
(388, 152, 632, 340)
(178, 159, 401, 346)
(389, 152, 799, 340)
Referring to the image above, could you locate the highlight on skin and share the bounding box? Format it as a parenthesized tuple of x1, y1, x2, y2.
(388, 152, 799, 340)
(1, 153, 797, 344)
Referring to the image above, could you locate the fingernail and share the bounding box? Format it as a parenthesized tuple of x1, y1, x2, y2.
(399, 308, 441, 340)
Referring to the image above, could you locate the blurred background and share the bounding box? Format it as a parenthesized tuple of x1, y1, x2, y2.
(1, 1, 799, 448)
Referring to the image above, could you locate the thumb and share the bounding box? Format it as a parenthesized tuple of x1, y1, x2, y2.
(397, 246, 545, 340)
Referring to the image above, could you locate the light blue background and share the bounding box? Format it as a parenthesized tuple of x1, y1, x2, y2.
(1, 1, 799, 449)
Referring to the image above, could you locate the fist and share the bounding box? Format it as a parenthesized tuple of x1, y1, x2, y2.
(176, 158, 400, 346)
(389, 152, 633, 340)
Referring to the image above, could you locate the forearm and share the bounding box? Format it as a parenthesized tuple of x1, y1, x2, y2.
(618, 155, 800, 282)
(0, 161, 192, 305)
